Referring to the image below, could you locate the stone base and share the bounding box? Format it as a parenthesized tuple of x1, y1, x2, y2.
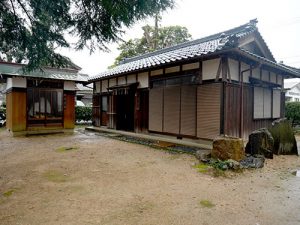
(211, 136, 245, 161)
(9, 129, 74, 137)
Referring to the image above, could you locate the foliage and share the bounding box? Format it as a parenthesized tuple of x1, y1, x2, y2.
(285, 102, 300, 126)
(199, 200, 215, 208)
(0, 106, 5, 116)
(75, 106, 92, 121)
(0, 0, 174, 70)
(0, 103, 5, 122)
(209, 159, 230, 170)
(112, 25, 192, 66)
(268, 119, 298, 155)
(3, 189, 15, 197)
(43, 170, 68, 182)
(193, 163, 210, 173)
(56, 146, 79, 153)
(1, 101, 6, 108)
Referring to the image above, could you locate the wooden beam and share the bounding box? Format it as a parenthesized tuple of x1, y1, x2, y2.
(198, 61, 203, 84)
(227, 58, 231, 83)
(221, 57, 227, 82)
(259, 67, 262, 80)
(215, 58, 222, 81)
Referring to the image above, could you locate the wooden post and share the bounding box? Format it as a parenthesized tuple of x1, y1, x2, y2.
(227, 58, 231, 83)
(198, 61, 203, 84)
(215, 59, 222, 81)
(221, 57, 227, 82)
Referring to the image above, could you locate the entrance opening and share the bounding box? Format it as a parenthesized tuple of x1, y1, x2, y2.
(116, 90, 135, 131)
(108, 83, 138, 132)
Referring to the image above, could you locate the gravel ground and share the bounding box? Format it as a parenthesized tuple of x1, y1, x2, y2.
(0, 128, 300, 225)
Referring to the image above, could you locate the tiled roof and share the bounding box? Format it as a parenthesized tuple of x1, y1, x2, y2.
(90, 20, 262, 81)
(0, 62, 88, 82)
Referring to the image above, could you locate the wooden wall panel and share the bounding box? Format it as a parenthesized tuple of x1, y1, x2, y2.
(225, 84, 274, 140)
(163, 86, 180, 134)
(224, 83, 241, 138)
(108, 95, 117, 129)
(180, 85, 196, 136)
(242, 86, 273, 139)
(5, 90, 27, 132)
(197, 83, 221, 139)
(63, 92, 75, 129)
(92, 95, 101, 127)
(149, 88, 163, 132)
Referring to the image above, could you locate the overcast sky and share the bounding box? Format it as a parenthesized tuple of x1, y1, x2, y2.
(60, 0, 300, 77)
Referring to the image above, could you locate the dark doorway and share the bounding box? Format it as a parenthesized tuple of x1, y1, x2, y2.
(136, 89, 149, 132)
(116, 90, 135, 131)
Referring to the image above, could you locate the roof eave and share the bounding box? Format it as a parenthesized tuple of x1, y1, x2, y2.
(233, 49, 300, 78)
(88, 49, 234, 82)
(0, 72, 87, 83)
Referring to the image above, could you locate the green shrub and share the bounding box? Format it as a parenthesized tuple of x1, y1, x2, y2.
(0, 105, 5, 117)
(0, 107, 5, 115)
(75, 106, 92, 121)
(269, 119, 298, 155)
(285, 102, 300, 126)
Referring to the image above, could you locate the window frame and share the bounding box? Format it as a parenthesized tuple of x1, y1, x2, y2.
(253, 86, 281, 120)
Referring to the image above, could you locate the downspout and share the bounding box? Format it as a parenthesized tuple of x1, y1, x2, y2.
(239, 63, 260, 139)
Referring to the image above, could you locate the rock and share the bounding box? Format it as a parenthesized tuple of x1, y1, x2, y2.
(227, 159, 241, 170)
(221, 163, 228, 170)
(212, 136, 245, 161)
(195, 151, 211, 163)
(240, 155, 265, 169)
(269, 118, 298, 155)
(245, 128, 274, 159)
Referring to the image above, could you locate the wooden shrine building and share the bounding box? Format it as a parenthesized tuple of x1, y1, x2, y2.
(0, 61, 87, 135)
(89, 20, 300, 140)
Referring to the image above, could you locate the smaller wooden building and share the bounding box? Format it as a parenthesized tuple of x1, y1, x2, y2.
(0, 61, 87, 135)
(89, 20, 300, 140)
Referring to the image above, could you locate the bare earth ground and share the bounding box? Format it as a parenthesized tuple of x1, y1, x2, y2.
(0, 128, 300, 225)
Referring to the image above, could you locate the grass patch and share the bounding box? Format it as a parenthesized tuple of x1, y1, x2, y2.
(199, 200, 215, 208)
(2, 189, 15, 197)
(67, 185, 85, 193)
(43, 170, 68, 182)
(56, 146, 79, 153)
(193, 163, 210, 173)
(193, 163, 231, 178)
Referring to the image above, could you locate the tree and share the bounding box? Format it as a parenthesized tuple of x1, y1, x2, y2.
(0, 0, 174, 70)
(285, 102, 300, 126)
(113, 24, 192, 65)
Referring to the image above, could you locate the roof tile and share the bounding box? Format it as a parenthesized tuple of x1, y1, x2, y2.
(89, 19, 298, 81)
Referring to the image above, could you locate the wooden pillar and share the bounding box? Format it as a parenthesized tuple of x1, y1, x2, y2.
(63, 91, 75, 129)
(221, 57, 228, 82)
